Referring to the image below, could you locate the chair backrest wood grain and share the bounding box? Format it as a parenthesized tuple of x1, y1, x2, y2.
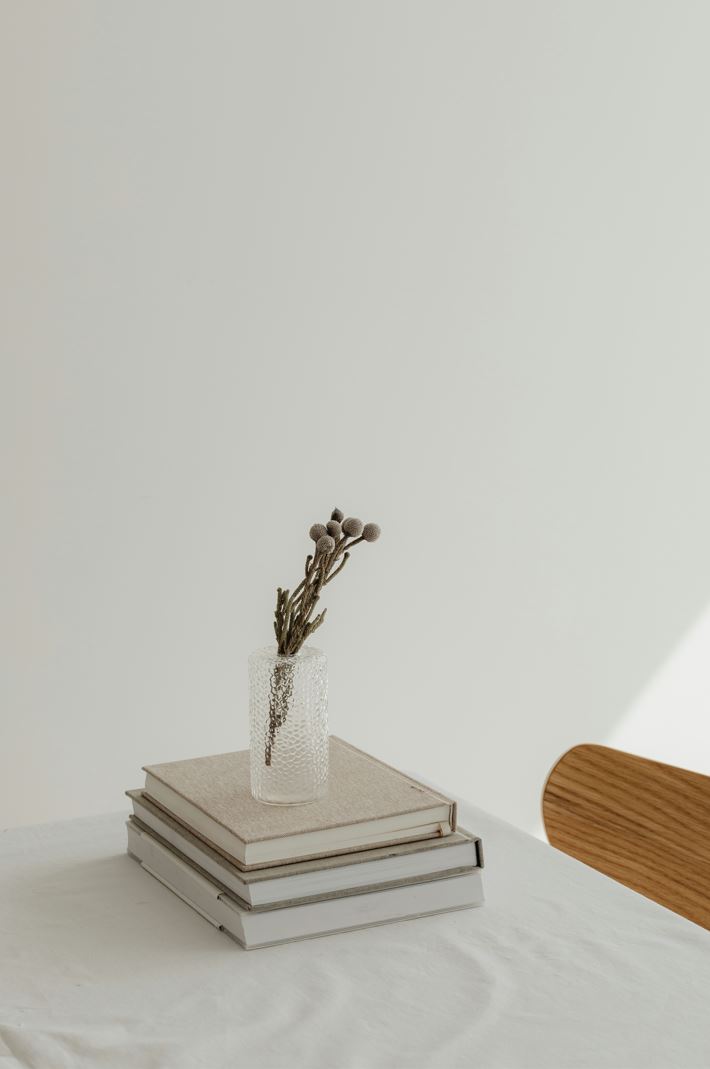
(542, 744, 710, 929)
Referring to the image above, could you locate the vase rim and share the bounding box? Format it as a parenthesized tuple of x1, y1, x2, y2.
(249, 645, 325, 663)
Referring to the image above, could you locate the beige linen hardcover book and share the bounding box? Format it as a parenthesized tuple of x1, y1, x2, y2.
(142, 736, 457, 869)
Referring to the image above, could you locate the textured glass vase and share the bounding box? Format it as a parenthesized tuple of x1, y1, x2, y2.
(249, 646, 328, 804)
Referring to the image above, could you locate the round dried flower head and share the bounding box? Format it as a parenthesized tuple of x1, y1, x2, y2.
(331, 507, 344, 523)
(342, 517, 363, 538)
(326, 520, 342, 538)
(362, 522, 381, 542)
(309, 523, 328, 542)
(316, 535, 335, 555)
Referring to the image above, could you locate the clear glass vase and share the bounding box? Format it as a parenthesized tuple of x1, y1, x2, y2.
(249, 646, 328, 804)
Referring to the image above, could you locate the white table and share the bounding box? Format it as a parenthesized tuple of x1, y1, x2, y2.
(2, 798, 710, 1069)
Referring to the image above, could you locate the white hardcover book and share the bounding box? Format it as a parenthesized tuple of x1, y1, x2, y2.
(127, 822, 484, 950)
(127, 791, 481, 909)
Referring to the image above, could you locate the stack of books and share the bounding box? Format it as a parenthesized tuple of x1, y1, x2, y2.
(126, 737, 484, 950)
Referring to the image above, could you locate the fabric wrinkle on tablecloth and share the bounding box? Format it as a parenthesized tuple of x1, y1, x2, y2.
(2, 798, 710, 1068)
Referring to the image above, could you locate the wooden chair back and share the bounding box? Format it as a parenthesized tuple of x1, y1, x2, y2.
(542, 744, 710, 929)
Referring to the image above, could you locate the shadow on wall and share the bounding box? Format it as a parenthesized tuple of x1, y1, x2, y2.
(531, 602, 710, 841)
(606, 604, 710, 774)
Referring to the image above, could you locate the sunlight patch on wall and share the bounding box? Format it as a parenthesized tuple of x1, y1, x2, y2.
(606, 605, 710, 774)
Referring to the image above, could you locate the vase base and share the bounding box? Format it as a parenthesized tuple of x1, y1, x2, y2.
(251, 788, 328, 806)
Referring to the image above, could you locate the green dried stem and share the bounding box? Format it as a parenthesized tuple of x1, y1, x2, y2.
(264, 509, 380, 762)
(324, 551, 349, 585)
(272, 507, 380, 657)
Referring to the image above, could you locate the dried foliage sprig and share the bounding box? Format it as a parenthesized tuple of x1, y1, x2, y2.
(273, 507, 381, 657)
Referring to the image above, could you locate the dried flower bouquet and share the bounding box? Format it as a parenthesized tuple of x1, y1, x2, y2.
(264, 507, 381, 765)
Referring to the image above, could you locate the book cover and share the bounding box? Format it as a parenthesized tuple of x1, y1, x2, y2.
(127, 821, 483, 950)
(126, 799, 481, 909)
(142, 736, 457, 868)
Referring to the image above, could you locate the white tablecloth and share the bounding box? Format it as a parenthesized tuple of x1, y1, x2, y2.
(2, 799, 710, 1069)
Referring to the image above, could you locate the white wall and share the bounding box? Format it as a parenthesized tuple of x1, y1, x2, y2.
(4, 1, 710, 832)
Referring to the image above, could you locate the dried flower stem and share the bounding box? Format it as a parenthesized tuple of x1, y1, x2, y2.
(264, 508, 381, 764)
